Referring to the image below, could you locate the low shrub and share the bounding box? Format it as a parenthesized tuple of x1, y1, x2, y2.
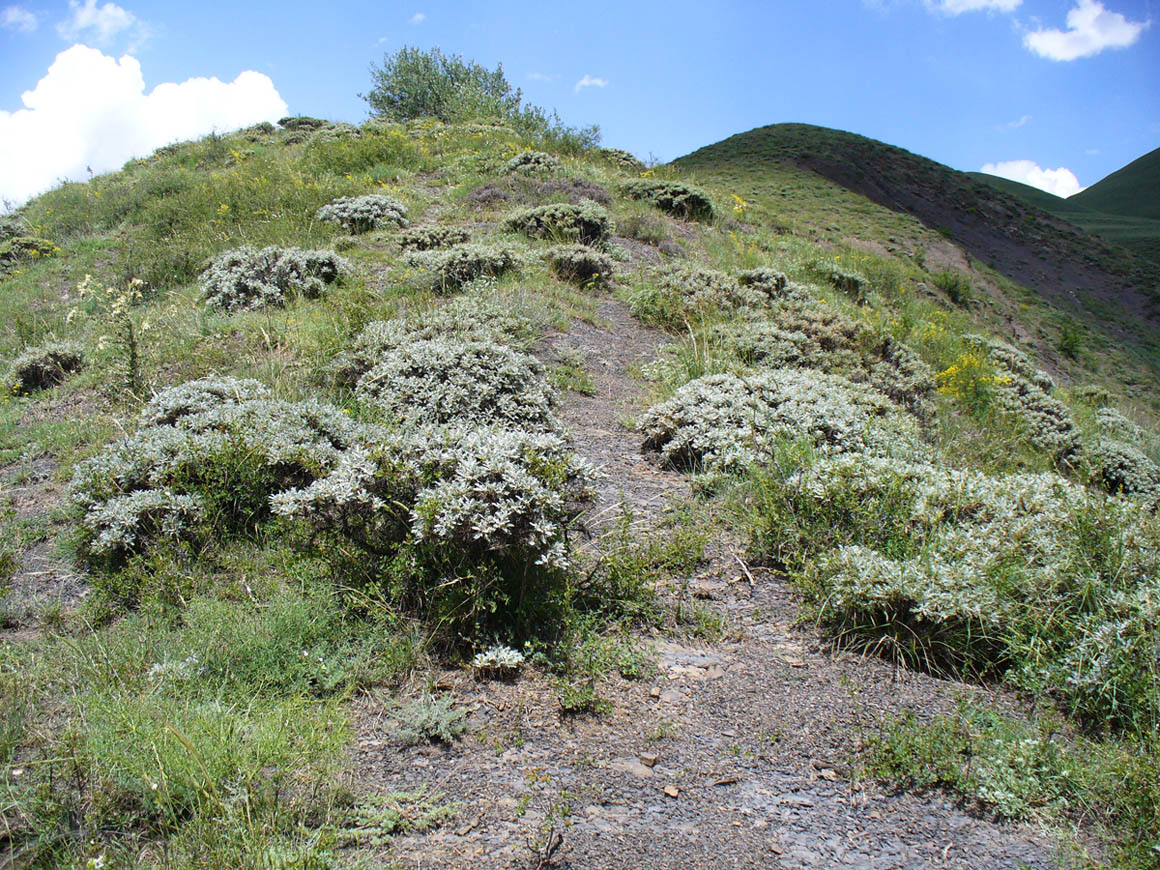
(621, 180, 714, 221)
(397, 224, 470, 251)
(1089, 437, 1160, 505)
(355, 338, 557, 429)
(272, 424, 595, 637)
(278, 115, 328, 131)
(4, 341, 84, 395)
(0, 235, 59, 274)
(821, 264, 868, 300)
(715, 304, 935, 414)
(404, 243, 520, 293)
(502, 200, 613, 247)
(750, 452, 1160, 733)
(547, 244, 613, 286)
(632, 266, 786, 326)
(199, 246, 346, 312)
(600, 148, 644, 173)
(931, 269, 972, 306)
(639, 369, 926, 473)
(70, 377, 370, 567)
(316, 193, 408, 233)
(332, 296, 535, 388)
(503, 150, 561, 175)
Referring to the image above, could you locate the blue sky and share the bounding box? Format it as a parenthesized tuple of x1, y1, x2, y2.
(1, 0, 1157, 206)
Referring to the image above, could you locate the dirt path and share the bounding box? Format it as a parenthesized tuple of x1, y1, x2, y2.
(350, 295, 1065, 869)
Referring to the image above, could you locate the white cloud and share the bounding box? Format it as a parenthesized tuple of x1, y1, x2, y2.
(574, 75, 609, 93)
(1007, 114, 1031, 128)
(1024, 0, 1148, 61)
(980, 159, 1086, 197)
(409, 12, 425, 24)
(0, 44, 287, 207)
(1085, 147, 1101, 155)
(57, 0, 136, 44)
(528, 72, 555, 82)
(926, 0, 1020, 15)
(2, 5, 37, 31)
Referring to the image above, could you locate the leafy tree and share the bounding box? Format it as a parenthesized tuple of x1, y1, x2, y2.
(362, 46, 521, 123)
(362, 46, 600, 153)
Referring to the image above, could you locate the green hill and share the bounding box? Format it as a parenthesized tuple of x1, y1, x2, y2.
(676, 123, 1160, 366)
(1072, 145, 1160, 220)
(969, 163, 1160, 266)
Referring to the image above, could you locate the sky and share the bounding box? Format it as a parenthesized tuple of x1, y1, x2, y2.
(1, 0, 1157, 207)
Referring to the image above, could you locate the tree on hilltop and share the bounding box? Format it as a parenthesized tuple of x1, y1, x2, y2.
(362, 46, 600, 152)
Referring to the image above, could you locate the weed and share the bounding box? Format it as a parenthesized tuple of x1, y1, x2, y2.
(391, 694, 468, 745)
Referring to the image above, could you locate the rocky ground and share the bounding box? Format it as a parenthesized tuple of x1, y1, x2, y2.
(346, 295, 1067, 869)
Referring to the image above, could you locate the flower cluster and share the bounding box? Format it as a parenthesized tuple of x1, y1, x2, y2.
(199, 246, 346, 312)
(316, 194, 408, 233)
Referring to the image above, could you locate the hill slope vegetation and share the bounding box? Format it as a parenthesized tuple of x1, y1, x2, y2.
(0, 111, 1158, 868)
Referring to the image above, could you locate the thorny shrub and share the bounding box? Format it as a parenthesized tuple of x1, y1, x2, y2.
(69, 377, 370, 567)
(502, 200, 613, 247)
(404, 243, 520, 293)
(316, 194, 408, 233)
(70, 373, 595, 640)
(272, 424, 594, 638)
(547, 244, 613, 286)
(330, 295, 536, 388)
(199, 246, 346, 312)
(621, 179, 715, 221)
(751, 452, 1160, 733)
(503, 150, 561, 175)
(354, 338, 557, 429)
(639, 369, 926, 473)
(714, 303, 935, 414)
(4, 341, 84, 395)
(397, 224, 470, 251)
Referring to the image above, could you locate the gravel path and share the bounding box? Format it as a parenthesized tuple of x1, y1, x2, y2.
(350, 293, 1065, 869)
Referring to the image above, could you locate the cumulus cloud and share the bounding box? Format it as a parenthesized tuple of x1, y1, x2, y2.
(1024, 0, 1148, 61)
(409, 12, 425, 24)
(980, 160, 1085, 198)
(0, 44, 287, 207)
(926, 0, 1020, 14)
(2, 5, 37, 31)
(56, 0, 137, 44)
(574, 75, 609, 93)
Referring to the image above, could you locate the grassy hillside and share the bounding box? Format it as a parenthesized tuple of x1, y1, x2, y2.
(969, 167, 1160, 267)
(1072, 145, 1160, 220)
(676, 123, 1160, 374)
(1, 115, 1159, 867)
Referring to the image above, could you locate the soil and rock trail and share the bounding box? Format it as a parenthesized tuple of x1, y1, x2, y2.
(352, 295, 1064, 869)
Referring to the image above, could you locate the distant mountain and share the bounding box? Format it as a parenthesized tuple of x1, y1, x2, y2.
(675, 123, 1160, 336)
